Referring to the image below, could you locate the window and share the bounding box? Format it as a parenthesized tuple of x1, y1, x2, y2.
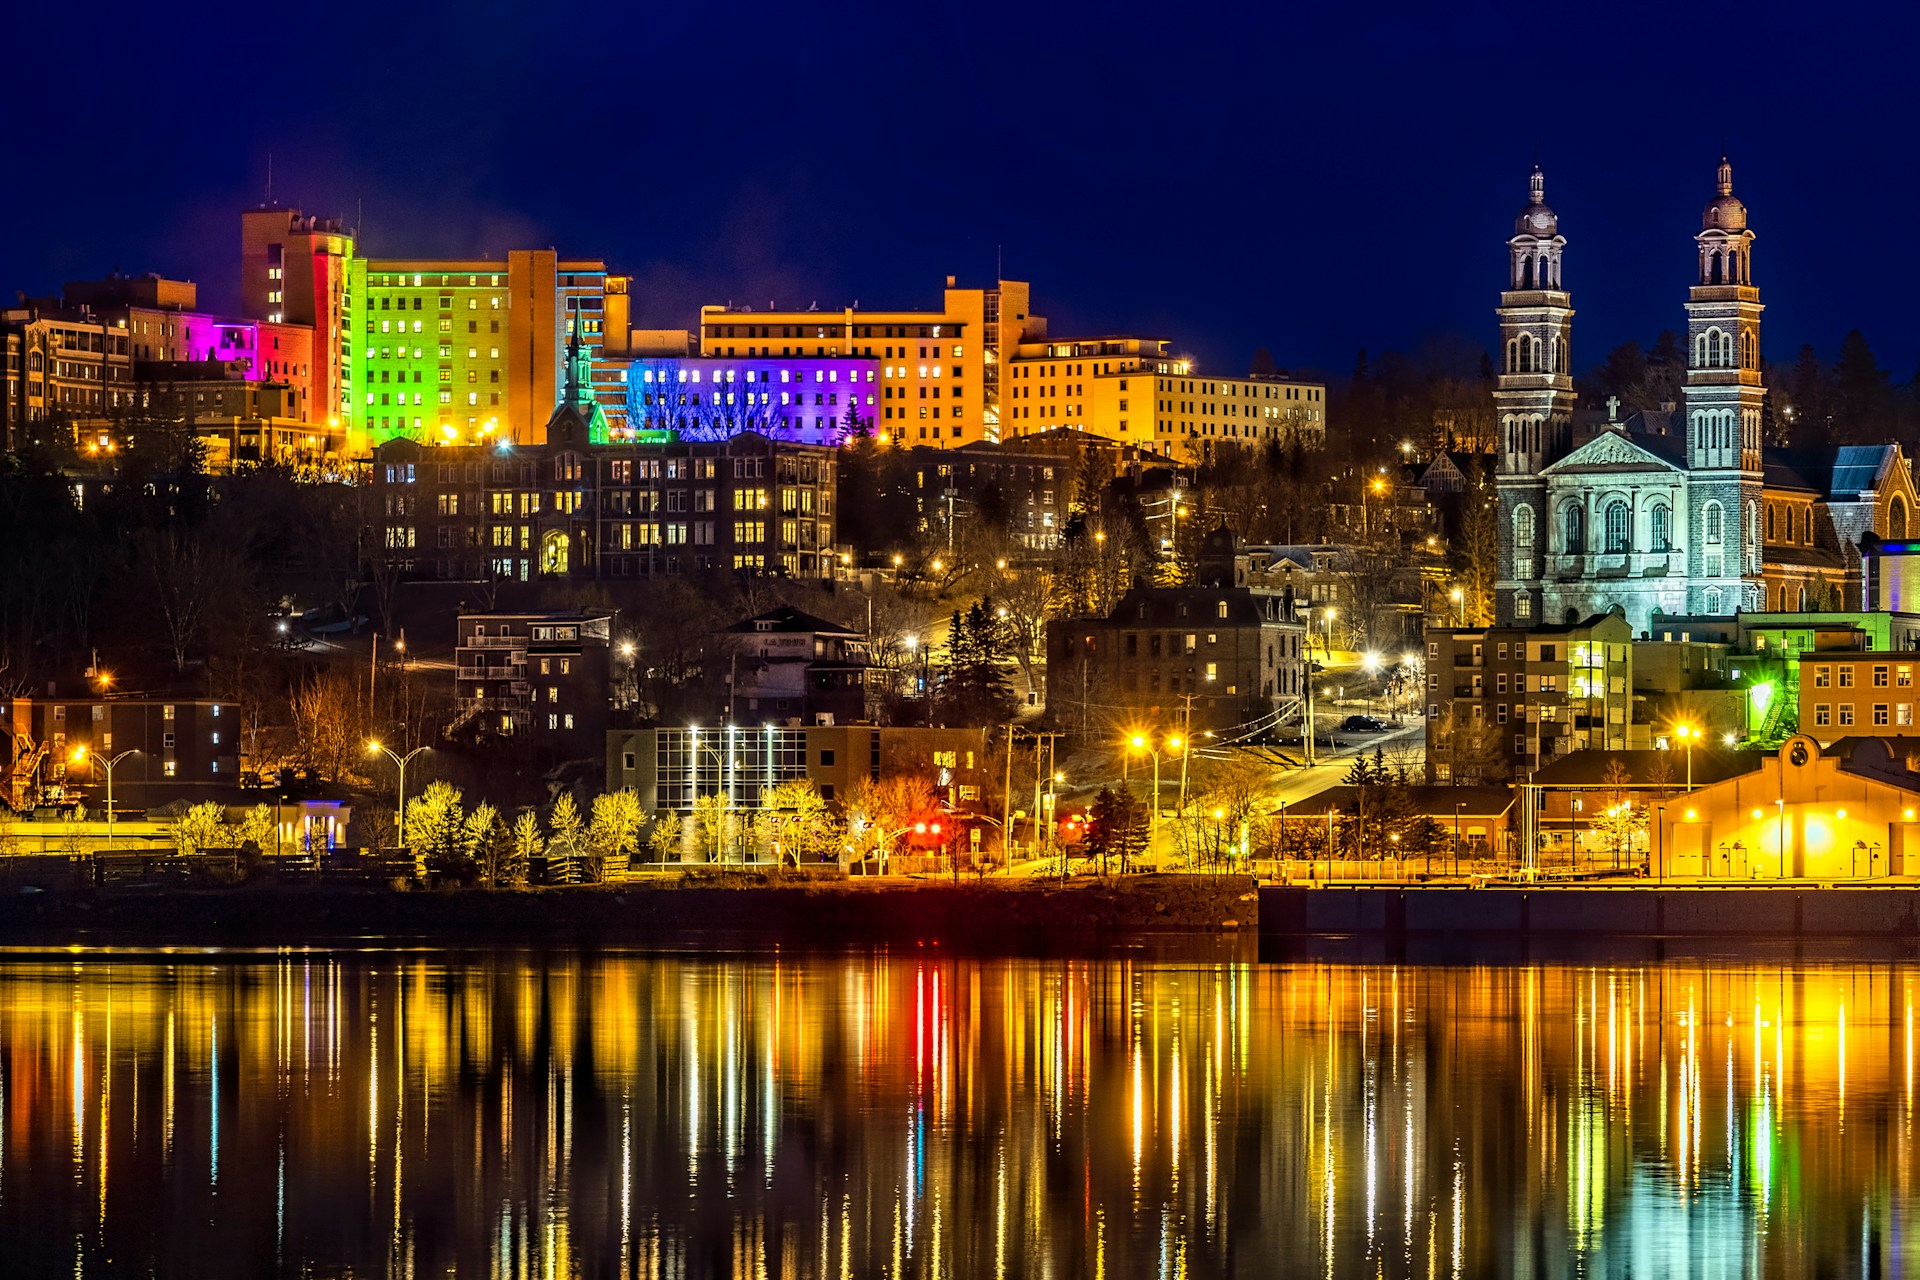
(1650, 503, 1671, 552)
(1875, 704, 1890, 726)
(1604, 500, 1629, 553)
(1839, 704, 1855, 726)
(1513, 504, 1535, 551)
(1815, 704, 1831, 726)
(1704, 502, 1723, 544)
(1704, 587, 1724, 614)
(1562, 502, 1584, 554)
(1840, 667, 1854, 688)
(1875, 666, 1891, 687)
(1814, 666, 1830, 688)
(1205, 663, 1217, 682)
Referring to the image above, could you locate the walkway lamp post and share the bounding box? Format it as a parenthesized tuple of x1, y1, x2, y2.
(1673, 723, 1701, 791)
(366, 740, 429, 852)
(71, 746, 140, 853)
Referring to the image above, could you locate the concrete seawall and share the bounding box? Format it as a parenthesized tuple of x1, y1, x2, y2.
(1260, 886, 1920, 939)
(0, 875, 1261, 952)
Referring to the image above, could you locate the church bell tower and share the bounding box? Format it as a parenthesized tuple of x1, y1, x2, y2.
(1494, 167, 1578, 625)
(1682, 157, 1766, 613)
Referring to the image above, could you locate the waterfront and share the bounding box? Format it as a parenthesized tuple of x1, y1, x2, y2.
(0, 950, 1913, 1277)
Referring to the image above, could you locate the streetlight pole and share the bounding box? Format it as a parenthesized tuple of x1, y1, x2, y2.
(1674, 723, 1699, 791)
(366, 740, 429, 852)
(72, 747, 140, 853)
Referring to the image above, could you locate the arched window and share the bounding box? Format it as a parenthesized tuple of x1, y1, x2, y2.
(1710, 251, 1723, 284)
(1799, 585, 1809, 611)
(1704, 586, 1724, 614)
(1520, 256, 1534, 289)
(1604, 500, 1630, 553)
(1892, 495, 1909, 541)
(1749, 500, 1760, 569)
(1765, 504, 1776, 540)
(1650, 502, 1671, 552)
(1514, 504, 1535, 550)
(1704, 501, 1724, 544)
(1563, 502, 1585, 554)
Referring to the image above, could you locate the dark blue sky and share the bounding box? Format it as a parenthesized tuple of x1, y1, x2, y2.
(8, 1, 1915, 383)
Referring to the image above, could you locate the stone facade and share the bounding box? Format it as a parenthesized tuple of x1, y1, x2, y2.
(1494, 161, 1906, 636)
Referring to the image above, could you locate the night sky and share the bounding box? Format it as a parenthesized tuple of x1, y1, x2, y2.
(8, 1, 1915, 383)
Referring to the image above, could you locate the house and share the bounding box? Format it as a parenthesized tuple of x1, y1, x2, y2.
(723, 606, 871, 725)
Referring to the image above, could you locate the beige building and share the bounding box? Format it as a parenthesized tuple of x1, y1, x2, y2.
(0, 308, 134, 451)
(1004, 336, 1326, 459)
(698, 278, 1042, 448)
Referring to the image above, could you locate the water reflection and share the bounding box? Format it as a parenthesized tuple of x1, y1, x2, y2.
(0, 953, 1913, 1277)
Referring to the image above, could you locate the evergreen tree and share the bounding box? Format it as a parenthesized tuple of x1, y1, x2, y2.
(935, 600, 1017, 726)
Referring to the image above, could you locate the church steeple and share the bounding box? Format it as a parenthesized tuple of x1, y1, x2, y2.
(564, 326, 594, 409)
(541, 302, 611, 444)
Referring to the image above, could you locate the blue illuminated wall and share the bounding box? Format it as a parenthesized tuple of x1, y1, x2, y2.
(624, 356, 878, 447)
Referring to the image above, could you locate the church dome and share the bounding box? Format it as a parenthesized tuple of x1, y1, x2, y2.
(1514, 166, 1558, 236)
(1702, 157, 1747, 231)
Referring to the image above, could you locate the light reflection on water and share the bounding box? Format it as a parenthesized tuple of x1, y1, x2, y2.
(0, 952, 1913, 1277)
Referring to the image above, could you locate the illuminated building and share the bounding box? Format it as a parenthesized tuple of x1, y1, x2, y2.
(699, 277, 1041, 448)
(623, 354, 879, 446)
(1424, 612, 1633, 782)
(0, 305, 134, 451)
(239, 208, 354, 437)
(350, 252, 628, 448)
(613, 724, 992, 814)
(1655, 733, 1920, 877)
(1003, 335, 1326, 459)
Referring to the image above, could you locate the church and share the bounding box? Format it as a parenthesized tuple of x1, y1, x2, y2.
(1493, 162, 1916, 636)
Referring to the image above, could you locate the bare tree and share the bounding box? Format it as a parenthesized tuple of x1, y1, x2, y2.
(134, 529, 242, 672)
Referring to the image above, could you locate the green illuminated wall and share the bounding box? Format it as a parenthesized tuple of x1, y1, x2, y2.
(350, 260, 512, 446)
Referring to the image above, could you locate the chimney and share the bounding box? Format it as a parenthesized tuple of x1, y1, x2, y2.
(945, 275, 956, 288)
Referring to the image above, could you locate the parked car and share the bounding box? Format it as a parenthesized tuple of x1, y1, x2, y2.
(1340, 714, 1387, 733)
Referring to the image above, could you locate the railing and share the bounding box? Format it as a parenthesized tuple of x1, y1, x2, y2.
(462, 635, 523, 649)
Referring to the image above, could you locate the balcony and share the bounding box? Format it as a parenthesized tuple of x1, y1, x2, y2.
(463, 635, 524, 650)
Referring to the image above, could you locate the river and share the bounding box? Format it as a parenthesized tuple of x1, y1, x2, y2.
(0, 948, 1909, 1277)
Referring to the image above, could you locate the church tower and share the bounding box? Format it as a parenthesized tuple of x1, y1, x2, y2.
(1494, 167, 1577, 625)
(1682, 157, 1766, 613)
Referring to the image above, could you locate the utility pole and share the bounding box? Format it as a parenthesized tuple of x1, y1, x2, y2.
(1001, 724, 1014, 869)
(1176, 694, 1196, 818)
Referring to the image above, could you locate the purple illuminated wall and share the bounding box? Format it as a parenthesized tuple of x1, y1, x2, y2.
(624, 356, 878, 447)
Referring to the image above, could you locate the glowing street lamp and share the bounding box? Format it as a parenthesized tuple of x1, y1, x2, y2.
(367, 740, 430, 849)
(1672, 723, 1701, 792)
(70, 745, 139, 852)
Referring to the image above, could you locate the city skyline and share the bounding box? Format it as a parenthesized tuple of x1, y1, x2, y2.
(9, 3, 1920, 383)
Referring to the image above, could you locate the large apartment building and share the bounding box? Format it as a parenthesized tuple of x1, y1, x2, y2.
(371, 365, 839, 583)
(1004, 336, 1326, 459)
(697, 278, 1043, 449)
(1424, 614, 1634, 782)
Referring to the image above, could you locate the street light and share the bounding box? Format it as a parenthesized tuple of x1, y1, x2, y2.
(366, 740, 430, 851)
(70, 746, 139, 853)
(1673, 723, 1701, 791)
